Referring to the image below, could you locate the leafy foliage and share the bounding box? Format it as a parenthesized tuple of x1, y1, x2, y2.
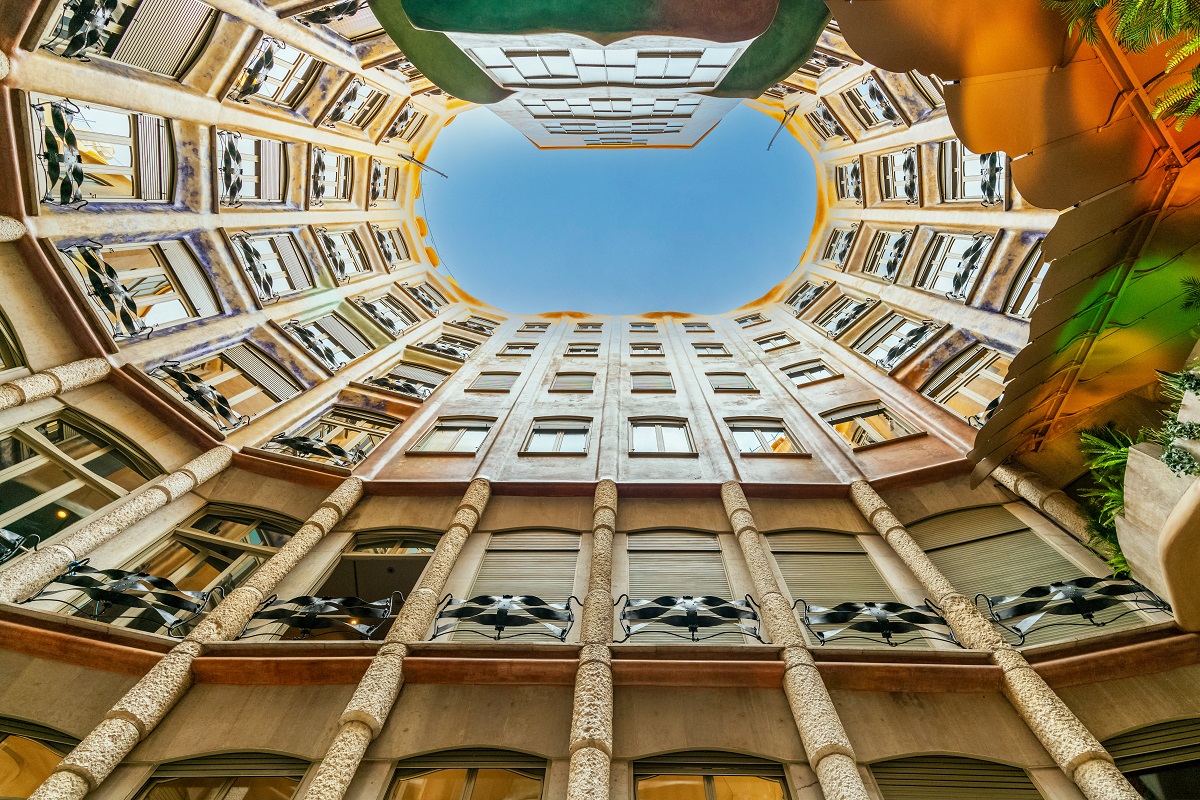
(1182, 276, 1200, 312)
(1163, 444, 1200, 474)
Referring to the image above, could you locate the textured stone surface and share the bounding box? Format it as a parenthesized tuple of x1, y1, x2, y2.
(1001, 666, 1109, 773)
(759, 592, 805, 647)
(813, 753, 870, 800)
(5, 373, 61, 406)
(1072, 758, 1143, 800)
(565, 746, 610, 800)
(47, 358, 110, 393)
(569, 661, 613, 754)
(184, 445, 235, 483)
(299, 722, 373, 800)
(578, 644, 610, 667)
(110, 641, 201, 731)
(57, 718, 141, 787)
(938, 593, 1007, 651)
(594, 479, 617, 514)
(27, 770, 89, 800)
(0, 215, 26, 243)
(460, 478, 491, 516)
(736, 530, 778, 599)
(244, 526, 325, 594)
(579, 590, 615, 644)
(321, 477, 365, 516)
(880, 530, 958, 605)
(387, 588, 440, 643)
(588, 528, 613, 593)
(417, 528, 469, 594)
(992, 464, 1089, 542)
(784, 664, 856, 764)
(782, 645, 815, 670)
(0, 545, 77, 603)
(341, 645, 405, 734)
(187, 587, 264, 643)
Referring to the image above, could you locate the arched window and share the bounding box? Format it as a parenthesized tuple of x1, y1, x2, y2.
(1105, 718, 1200, 798)
(0, 412, 160, 559)
(316, 529, 442, 601)
(386, 749, 545, 800)
(869, 755, 1041, 798)
(135, 753, 308, 800)
(633, 751, 788, 799)
(0, 311, 24, 373)
(0, 718, 78, 799)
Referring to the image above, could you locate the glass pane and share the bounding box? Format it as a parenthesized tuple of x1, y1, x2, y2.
(560, 431, 588, 453)
(470, 769, 543, 800)
(143, 776, 226, 800)
(390, 769, 468, 800)
(454, 427, 489, 453)
(526, 431, 558, 453)
(81, 450, 145, 491)
(234, 776, 301, 800)
(0, 735, 60, 797)
(636, 775, 707, 800)
(418, 426, 461, 452)
(732, 429, 765, 453)
(712, 776, 785, 800)
(631, 424, 658, 453)
(0, 460, 74, 517)
(659, 425, 690, 453)
(139, 541, 228, 590)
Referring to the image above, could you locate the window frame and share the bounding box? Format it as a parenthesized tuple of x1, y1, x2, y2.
(549, 372, 596, 393)
(706, 372, 757, 392)
(1006, 242, 1048, 319)
(565, 342, 600, 357)
(500, 342, 538, 357)
(755, 332, 796, 352)
(628, 417, 696, 456)
(921, 343, 1011, 428)
(822, 402, 923, 450)
(466, 372, 521, 392)
(726, 417, 806, 457)
(691, 342, 730, 357)
(408, 417, 496, 456)
(630, 342, 664, 357)
(520, 417, 592, 456)
(784, 359, 841, 387)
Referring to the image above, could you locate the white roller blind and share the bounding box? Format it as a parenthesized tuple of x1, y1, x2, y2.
(906, 505, 1029, 550)
(551, 373, 594, 392)
(136, 114, 167, 201)
(1104, 718, 1200, 773)
(631, 373, 673, 392)
(870, 756, 1042, 799)
(271, 235, 312, 291)
(111, 0, 215, 77)
(627, 537, 736, 643)
(158, 240, 218, 317)
(387, 362, 448, 385)
(222, 343, 300, 401)
(258, 139, 285, 202)
(469, 372, 519, 391)
(317, 314, 371, 358)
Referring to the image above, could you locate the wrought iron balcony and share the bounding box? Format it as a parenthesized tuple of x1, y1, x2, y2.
(616, 595, 763, 643)
(979, 152, 1005, 207)
(369, 161, 386, 206)
(372, 226, 404, 270)
(25, 560, 223, 637)
(815, 104, 848, 140)
(794, 599, 959, 647)
(431, 594, 576, 641)
(151, 362, 249, 431)
(452, 319, 494, 336)
(41, 0, 136, 61)
(365, 375, 433, 401)
(0, 529, 38, 566)
(317, 228, 351, 283)
(286, 321, 347, 372)
(877, 321, 937, 370)
(33, 99, 88, 208)
(229, 37, 280, 103)
(382, 104, 416, 143)
(300, 0, 364, 25)
(239, 592, 402, 640)
(325, 80, 362, 127)
(217, 130, 244, 206)
(414, 341, 470, 361)
(945, 234, 992, 300)
(976, 577, 1171, 646)
(311, 147, 328, 206)
(898, 148, 918, 204)
(262, 433, 365, 468)
(62, 243, 153, 339)
(788, 281, 830, 313)
(968, 395, 1001, 429)
(232, 233, 278, 304)
(877, 231, 911, 281)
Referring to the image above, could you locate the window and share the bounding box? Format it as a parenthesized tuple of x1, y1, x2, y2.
(244, 44, 320, 107)
(879, 147, 918, 203)
(523, 96, 702, 118)
(1007, 242, 1049, 319)
(823, 402, 919, 448)
(355, 293, 417, 336)
(871, 755, 1042, 799)
(0, 314, 22, 372)
(289, 314, 371, 372)
(467, 372, 519, 392)
(407, 284, 448, 314)
(939, 139, 1005, 206)
(268, 407, 399, 466)
(575, 322, 603, 332)
(457, 316, 499, 336)
(155, 344, 299, 428)
(318, 229, 370, 282)
(922, 344, 1010, 427)
(910, 71, 946, 108)
(387, 754, 545, 799)
(633, 754, 787, 799)
(1105, 719, 1200, 796)
(470, 46, 736, 88)
(368, 361, 448, 400)
(631, 342, 664, 356)
(418, 335, 477, 361)
(843, 75, 901, 128)
(216, 131, 286, 206)
(327, 82, 387, 128)
(862, 230, 911, 282)
(231, 233, 312, 302)
(814, 296, 873, 338)
(692, 343, 729, 357)
(736, 313, 765, 328)
(806, 103, 847, 140)
(835, 161, 862, 203)
(520, 322, 550, 333)
(822, 227, 856, 267)
(31, 96, 170, 205)
(626, 534, 736, 641)
(630, 418, 694, 454)
(411, 418, 494, 454)
(369, 160, 401, 204)
(374, 226, 411, 269)
(566, 342, 600, 356)
(0, 724, 73, 798)
(0, 414, 158, 550)
(62, 240, 219, 337)
(383, 101, 427, 142)
(629, 322, 658, 332)
(755, 332, 795, 352)
(728, 419, 800, 455)
(631, 372, 674, 393)
(310, 147, 352, 204)
(683, 322, 712, 332)
(916, 233, 993, 298)
(551, 372, 594, 392)
(523, 418, 590, 454)
(707, 373, 755, 392)
(854, 313, 937, 370)
(498, 343, 535, 357)
(786, 281, 829, 312)
(785, 359, 839, 386)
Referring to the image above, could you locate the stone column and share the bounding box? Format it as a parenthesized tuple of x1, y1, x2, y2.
(848, 481, 1139, 800)
(566, 479, 617, 800)
(0, 358, 110, 411)
(991, 462, 1089, 543)
(299, 478, 491, 800)
(0, 214, 25, 242)
(720, 482, 870, 800)
(0, 445, 235, 603)
(27, 478, 365, 800)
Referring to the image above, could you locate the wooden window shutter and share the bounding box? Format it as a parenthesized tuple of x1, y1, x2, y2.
(870, 756, 1042, 799)
(259, 139, 285, 202)
(157, 240, 219, 317)
(271, 235, 312, 290)
(469, 373, 518, 391)
(110, 0, 215, 77)
(387, 362, 448, 386)
(222, 343, 300, 401)
(136, 114, 168, 201)
(317, 315, 371, 358)
(551, 373, 594, 392)
(1104, 718, 1200, 773)
(631, 373, 673, 392)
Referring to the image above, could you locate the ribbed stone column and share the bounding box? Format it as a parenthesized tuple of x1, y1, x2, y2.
(848, 481, 1139, 800)
(0, 445, 235, 603)
(991, 463, 1089, 542)
(0, 358, 110, 411)
(720, 482, 870, 800)
(566, 479, 617, 800)
(0, 215, 25, 242)
(299, 478, 491, 800)
(27, 478, 364, 800)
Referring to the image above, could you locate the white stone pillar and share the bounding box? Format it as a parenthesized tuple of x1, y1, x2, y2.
(721, 482, 870, 800)
(26, 478, 365, 800)
(0, 445, 234, 603)
(991, 463, 1090, 542)
(0, 358, 110, 411)
(848, 480, 1139, 800)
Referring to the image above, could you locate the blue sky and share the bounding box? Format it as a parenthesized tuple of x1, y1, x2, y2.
(419, 102, 816, 315)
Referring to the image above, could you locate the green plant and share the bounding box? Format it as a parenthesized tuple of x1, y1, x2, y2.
(1163, 444, 1200, 475)
(1044, 0, 1200, 128)
(1183, 276, 1200, 312)
(1077, 425, 1144, 575)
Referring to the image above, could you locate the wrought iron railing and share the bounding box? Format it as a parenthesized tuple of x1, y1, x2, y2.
(372, 226, 404, 270)
(316, 228, 351, 283)
(365, 375, 433, 400)
(151, 362, 249, 431)
(231, 233, 278, 304)
(945, 234, 992, 300)
(0, 529, 38, 566)
(369, 161, 386, 206)
(382, 105, 416, 143)
(353, 297, 405, 337)
(41, 0, 136, 61)
(794, 599, 959, 648)
(616, 595, 763, 643)
(787, 281, 830, 313)
(239, 592, 402, 640)
(877, 321, 937, 371)
(976, 577, 1171, 646)
(325, 80, 362, 127)
(300, 0, 364, 25)
(968, 395, 1002, 429)
(261, 433, 364, 467)
(876, 231, 911, 281)
(217, 130, 244, 206)
(24, 560, 223, 637)
(229, 37, 280, 103)
(414, 341, 470, 360)
(286, 321, 346, 372)
(452, 319, 494, 336)
(62, 243, 153, 339)
(979, 152, 1005, 207)
(431, 594, 576, 641)
(33, 99, 88, 208)
(311, 147, 327, 206)
(897, 147, 918, 204)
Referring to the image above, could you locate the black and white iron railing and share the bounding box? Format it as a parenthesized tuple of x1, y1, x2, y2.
(316, 228, 351, 283)
(232, 233, 278, 304)
(0, 529, 38, 566)
(286, 321, 347, 372)
(415, 341, 470, 361)
(229, 37, 280, 102)
(365, 375, 433, 400)
(41, 0, 136, 61)
(300, 0, 364, 25)
(311, 147, 327, 206)
(62, 243, 153, 339)
(239, 592, 402, 640)
(262, 433, 365, 468)
(877, 321, 938, 371)
(616, 595, 763, 643)
(431, 594, 577, 641)
(979, 152, 1005, 208)
(217, 130, 244, 206)
(33, 99, 88, 208)
(946, 234, 992, 300)
(794, 599, 959, 648)
(151, 362, 249, 431)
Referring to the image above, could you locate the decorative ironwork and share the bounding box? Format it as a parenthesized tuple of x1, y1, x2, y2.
(795, 599, 959, 647)
(432, 594, 576, 641)
(968, 394, 1002, 429)
(325, 80, 362, 127)
(381, 104, 414, 143)
(616, 595, 763, 643)
(788, 281, 830, 313)
(828, 225, 857, 267)
(151, 361, 249, 430)
(366, 375, 432, 400)
(0, 529, 38, 566)
(317, 227, 350, 283)
(815, 104, 847, 139)
(286, 321, 345, 372)
(240, 592, 401, 639)
(369, 161, 386, 206)
(877, 230, 912, 281)
(263, 432, 364, 467)
(62, 243, 152, 339)
(407, 285, 440, 314)
(399, 152, 449, 179)
(217, 130, 244, 206)
(300, 0, 364, 25)
(33, 100, 87, 208)
(41, 0, 134, 61)
(977, 577, 1171, 646)
(415, 340, 470, 361)
(865, 76, 902, 126)
(878, 321, 937, 370)
(353, 297, 402, 336)
(946, 234, 992, 300)
(844, 162, 862, 204)
(232, 233, 278, 304)
(825, 299, 875, 338)
(229, 37, 280, 102)
(979, 152, 1005, 207)
(898, 147, 918, 204)
(310, 146, 327, 206)
(25, 559, 223, 637)
(453, 319, 493, 336)
(373, 225, 402, 270)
